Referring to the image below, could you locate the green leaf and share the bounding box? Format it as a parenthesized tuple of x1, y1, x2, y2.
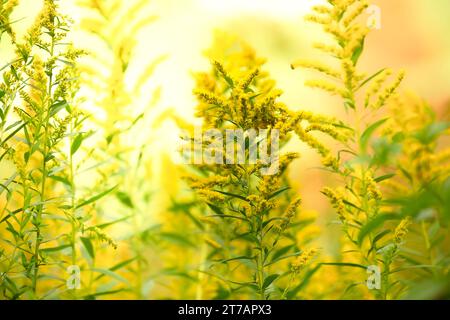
(159, 232, 195, 248)
(206, 214, 248, 222)
(116, 191, 134, 208)
(49, 175, 71, 186)
(83, 288, 125, 299)
(357, 213, 400, 245)
(357, 68, 386, 91)
(91, 268, 130, 285)
(93, 215, 132, 229)
(263, 274, 279, 289)
(95, 257, 138, 281)
(49, 100, 68, 117)
(374, 173, 396, 183)
(70, 134, 84, 155)
(223, 75, 234, 88)
(351, 36, 365, 65)
(110, 257, 138, 271)
(372, 229, 391, 245)
(268, 187, 291, 200)
(42, 244, 71, 253)
(80, 237, 95, 259)
(414, 121, 450, 144)
(262, 217, 285, 230)
(264, 251, 303, 267)
(212, 189, 249, 202)
(213, 255, 254, 265)
(342, 199, 363, 212)
(344, 99, 356, 110)
(287, 265, 322, 299)
(270, 245, 293, 263)
(321, 262, 367, 269)
(0, 121, 26, 149)
(360, 118, 388, 152)
(213, 284, 231, 300)
(76, 185, 117, 209)
(207, 202, 224, 215)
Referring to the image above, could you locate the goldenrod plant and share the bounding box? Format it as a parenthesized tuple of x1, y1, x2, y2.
(293, 0, 449, 299)
(0, 0, 118, 299)
(0, 0, 448, 300)
(183, 33, 347, 300)
(77, 0, 165, 299)
(382, 94, 450, 298)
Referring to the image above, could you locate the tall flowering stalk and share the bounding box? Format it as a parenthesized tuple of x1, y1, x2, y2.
(293, 0, 410, 299)
(381, 94, 450, 298)
(0, 0, 116, 299)
(77, 0, 165, 299)
(184, 34, 342, 300)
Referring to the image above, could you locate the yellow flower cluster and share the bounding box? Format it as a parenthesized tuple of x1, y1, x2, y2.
(185, 34, 333, 299)
(291, 248, 318, 273)
(322, 187, 346, 222)
(394, 217, 412, 244)
(276, 197, 302, 234)
(0, 0, 18, 41)
(385, 93, 450, 188)
(187, 176, 229, 189)
(196, 189, 226, 203)
(88, 226, 118, 250)
(295, 126, 338, 170)
(365, 175, 382, 201)
(294, 0, 404, 108)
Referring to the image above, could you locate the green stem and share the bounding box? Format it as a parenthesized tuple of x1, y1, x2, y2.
(256, 214, 265, 300)
(31, 25, 55, 296)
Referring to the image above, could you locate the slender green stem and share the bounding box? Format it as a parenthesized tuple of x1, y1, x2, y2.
(31, 25, 55, 296)
(256, 214, 265, 300)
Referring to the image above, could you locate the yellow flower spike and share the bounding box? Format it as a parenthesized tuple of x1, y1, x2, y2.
(295, 126, 333, 158)
(304, 14, 332, 26)
(313, 42, 343, 58)
(312, 5, 332, 15)
(324, 22, 347, 40)
(365, 69, 392, 107)
(277, 197, 302, 234)
(213, 60, 236, 84)
(304, 79, 346, 97)
(187, 176, 229, 189)
(394, 217, 412, 244)
(342, 0, 369, 27)
(321, 154, 339, 171)
(305, 123, 349, 142)
(291, 60, 341, 79)
(322, 187, 347, 222)
(197, 189, 226, 203)
(89, 226, 118, 250)
(239, 68, 260, 90)
(259, 175, 280, 197)
(194, 90, 228, 108)
(204, 238, 222, 249)
(365, 175, 382, 201)
(291, 248, 318, 274)
(374, 70, 406, 109)
(343, 26, 370, 59)
(341, 58, 356, 89)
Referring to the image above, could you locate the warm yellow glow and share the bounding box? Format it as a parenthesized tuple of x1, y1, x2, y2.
(197, 0, 323, 18)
